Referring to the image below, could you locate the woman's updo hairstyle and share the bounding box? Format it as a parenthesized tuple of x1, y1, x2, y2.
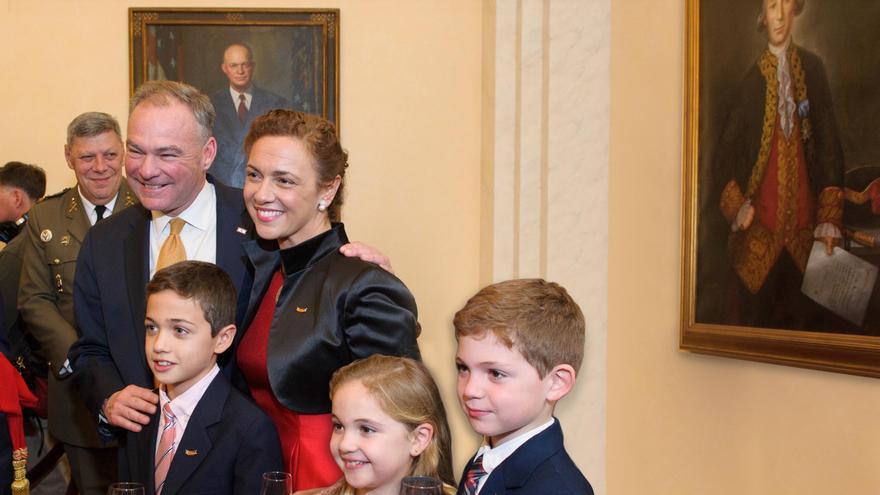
(244, 109, 348, 221)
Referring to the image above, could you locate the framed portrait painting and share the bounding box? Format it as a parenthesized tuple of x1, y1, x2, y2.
(129, 8, 339, 187)
(681, 0, 880, 377)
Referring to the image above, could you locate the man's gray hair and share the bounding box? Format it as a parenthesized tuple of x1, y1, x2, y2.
(756, 0, 806, 31)
(67, 112, 122, 146)
(130, 80, 216, 141)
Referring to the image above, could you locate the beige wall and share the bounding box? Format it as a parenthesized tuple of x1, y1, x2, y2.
(8, 0, 880, 492)
(609, 0, 880, 493)
(1, 0, 484, 472)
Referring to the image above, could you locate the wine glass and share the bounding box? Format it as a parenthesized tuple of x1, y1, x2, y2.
(260, 471, 293, 495)
(400, 476, 443, 495)
(107, 482, 145, 495)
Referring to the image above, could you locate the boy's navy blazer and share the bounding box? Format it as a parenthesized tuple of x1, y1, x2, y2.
(69, 177, 253, 419)
(456, 419, 593, 495)
(129, 372, 282, 495)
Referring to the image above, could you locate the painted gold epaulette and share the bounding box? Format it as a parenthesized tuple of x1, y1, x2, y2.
(38, 187, 71, 203)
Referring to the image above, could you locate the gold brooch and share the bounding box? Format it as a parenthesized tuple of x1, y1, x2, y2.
(296, 307, 308, 313)
(185, 449, 198, 456)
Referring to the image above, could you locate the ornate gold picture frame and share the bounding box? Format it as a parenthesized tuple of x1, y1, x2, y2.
(681, 0, 880, 377)
(129, 8, 339, 125)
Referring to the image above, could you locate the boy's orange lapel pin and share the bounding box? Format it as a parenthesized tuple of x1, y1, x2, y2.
(185, 449, 198, 456)
(296, 307, 308, 313)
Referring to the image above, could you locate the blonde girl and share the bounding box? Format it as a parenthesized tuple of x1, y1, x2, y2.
(297, 355, 455, 495)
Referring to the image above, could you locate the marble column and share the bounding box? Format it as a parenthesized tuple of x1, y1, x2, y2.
(486, 0, 609, 491)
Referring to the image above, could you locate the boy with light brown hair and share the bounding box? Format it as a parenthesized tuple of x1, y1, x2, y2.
(453, 278, 593, 495)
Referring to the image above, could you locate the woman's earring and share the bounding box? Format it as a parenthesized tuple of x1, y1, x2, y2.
(318, 199, 327, 212)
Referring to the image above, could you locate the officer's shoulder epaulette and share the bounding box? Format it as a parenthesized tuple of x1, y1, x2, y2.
(40, 187, 72, 202)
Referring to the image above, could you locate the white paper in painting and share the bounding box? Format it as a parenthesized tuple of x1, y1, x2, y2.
(801, 241, 878, 326)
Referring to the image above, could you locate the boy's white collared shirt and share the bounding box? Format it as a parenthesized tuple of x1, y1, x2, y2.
(155, 364, 220, 458)
(472, 417, 555, 494)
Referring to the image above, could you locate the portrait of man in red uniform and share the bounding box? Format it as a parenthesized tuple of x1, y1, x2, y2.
(708, 0, 847, 330)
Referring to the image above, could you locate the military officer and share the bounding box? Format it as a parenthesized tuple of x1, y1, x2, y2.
(18, 112, 137, 495)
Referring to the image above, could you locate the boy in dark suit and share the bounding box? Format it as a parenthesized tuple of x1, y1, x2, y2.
(453, 279, 593, 495)
(131, 261, 281, 494)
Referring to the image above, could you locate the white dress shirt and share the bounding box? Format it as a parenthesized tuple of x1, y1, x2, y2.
(78, 188, 119, 226)
(149, 182, 217, 277)
(229, 86, 252, 110)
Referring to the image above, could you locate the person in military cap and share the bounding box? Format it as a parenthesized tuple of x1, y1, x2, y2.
(17, 112, 137, 495)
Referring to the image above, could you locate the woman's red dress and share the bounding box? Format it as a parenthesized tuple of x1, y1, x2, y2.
(237, 270, 342, 492)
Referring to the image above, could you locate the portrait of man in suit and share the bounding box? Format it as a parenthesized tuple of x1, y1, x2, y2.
(209, 43, 291, 188)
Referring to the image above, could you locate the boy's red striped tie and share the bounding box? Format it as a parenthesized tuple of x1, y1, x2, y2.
(463, 454, 486, 495)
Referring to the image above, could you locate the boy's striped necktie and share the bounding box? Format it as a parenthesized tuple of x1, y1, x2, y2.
(155, 403, 177, 494)
(463, 454, 487, 495)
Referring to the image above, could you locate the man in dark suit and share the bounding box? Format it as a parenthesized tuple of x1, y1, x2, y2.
(18, 112, 137, 494)
(209, 43, 290, 188)
(69, 81, 254, 480)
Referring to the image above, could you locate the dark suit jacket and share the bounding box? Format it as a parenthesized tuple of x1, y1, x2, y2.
(69, 178, 252, 424)
(128, 372, 282, 495)
(239, 223, 420, 413)
(18, 183, 136, 447)
(209, 85, 290, 188)
(456, 420, 593, 495)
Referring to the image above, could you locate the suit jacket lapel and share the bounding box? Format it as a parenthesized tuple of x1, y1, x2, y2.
(239, 239, 279, 335)
(216, 91, 246, 132)
(123, 205, 151, 385)
(136, 400, 161, 494)
(250, 87, 266, 116)
(160, 375, 229, 495)
(212, 179, 253, 333)
(493, 420, 565, 491)
(213, 181, 249, 290)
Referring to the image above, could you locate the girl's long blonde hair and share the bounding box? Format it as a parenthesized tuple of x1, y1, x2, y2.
(326, 355, 455, 495)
